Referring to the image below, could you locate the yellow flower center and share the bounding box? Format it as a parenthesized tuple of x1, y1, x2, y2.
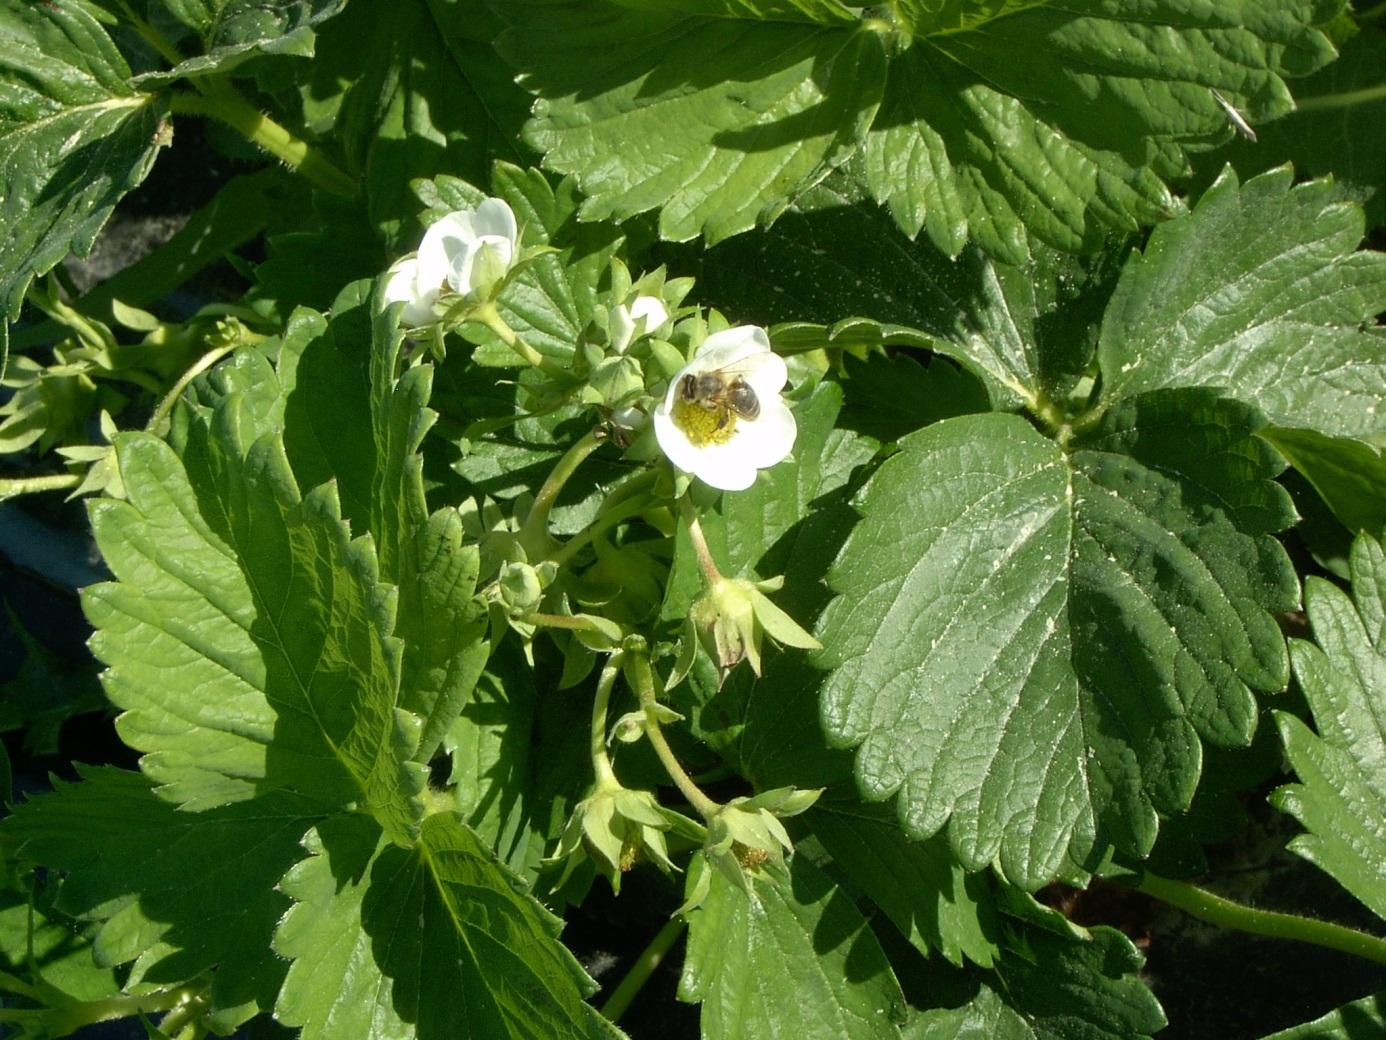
(671, 397, 738, 447)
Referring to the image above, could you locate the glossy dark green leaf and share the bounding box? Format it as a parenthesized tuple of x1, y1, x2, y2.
(134, 0, 348, 83)
(498, 5, 887, 245)
(1264, 427, 1386, 540)
(502, 1, 1334, 256)
(817, 391, 1298, 888)
(1099, 168, 1386, 440)
(0, 0, 167, 361)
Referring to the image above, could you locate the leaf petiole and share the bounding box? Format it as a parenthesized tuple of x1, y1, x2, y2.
(600, 916, 687, 1023)
(1135, 872, 1386, 967)
(167, 88, 356, 198)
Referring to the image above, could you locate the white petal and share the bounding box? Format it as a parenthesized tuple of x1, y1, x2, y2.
(743, 351, 788, 398)
(417, 210, 475, 291)
(470, 198, 518, 247)
(653, 406, 704, 475)
(629, 295, 669, 331)
(382, 257, 436, 325)
(610, 303, 637, 354)
(739, 399, 796, 469)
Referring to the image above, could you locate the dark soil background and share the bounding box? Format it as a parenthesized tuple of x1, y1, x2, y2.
(3, 124, 1383, 1040)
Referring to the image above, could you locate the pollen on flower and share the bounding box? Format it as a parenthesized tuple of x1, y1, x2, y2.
(671, 397, 737, 447)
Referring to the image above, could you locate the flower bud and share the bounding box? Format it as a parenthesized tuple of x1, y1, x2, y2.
(497, 560, 544, 616)
(689, 575, 820, 682)
(549, 784, 683, 894)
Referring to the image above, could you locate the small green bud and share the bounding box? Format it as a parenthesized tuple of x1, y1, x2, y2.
(497, 560, 544, 616)
(548, 784, 687, 894)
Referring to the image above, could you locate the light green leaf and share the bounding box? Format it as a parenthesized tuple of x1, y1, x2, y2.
(817, 391, 1298, 888)
(679, 853, 906, 1039)
(1258, 991, 1386, 1039)
(1264, 427, 1386, 540)
(133, 0, 348, 83)
(0, 0, 167, 335)
(498, 6, 887, 244)
(83, 410, 424, 844)
(2, 766, 320, 1015)
(1099, 168, 1386, 440)
(503, 2, 1334, 256)
(1273, 533, 1386, 921)
(274, 813, 615, 1040)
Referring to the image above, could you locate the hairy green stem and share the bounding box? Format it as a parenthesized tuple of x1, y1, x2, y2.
(520, 428, 605, 550)
(1136, 873, 1386, 967)
(680, 495, 723, 587)
(627, 653, 722, 821)
(520, 612, 610, 636)
(600, 917, 687, 1023)
(590, 654, 624, 788)
(168, 91, 356, 197)
(470, 303, 570, 380)
(0, 474, 81, 500)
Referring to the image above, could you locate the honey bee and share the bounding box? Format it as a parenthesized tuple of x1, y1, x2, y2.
(678, 365, 761, 431)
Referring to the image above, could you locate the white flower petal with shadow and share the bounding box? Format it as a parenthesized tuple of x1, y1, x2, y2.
(382, 197, 519, 325)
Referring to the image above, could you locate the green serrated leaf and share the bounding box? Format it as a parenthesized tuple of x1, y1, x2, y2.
(274, 813, 616, 1040)
(83, 411, 425, 844)
(2, 766, 321, 1014)
(1100, 167, 1386, 440)
(1264, 427, 1386, 540)
(679, 852, 906, 1039)
(817, 390, 1298, 888)
(305, 0, 528, 243)
(1273, 533, 1386, 920)
(807, 800, 1000, 969)
(606, 0, 856, 22)
(691, 179, 1123, 411)
(502, 1, 1333, 255)
(498, 5, 887, 244)
(905, 917, 1165, 1040)
(133, 0, 347, 84)
(1194, 27, 1386, 229)
(1257, 991, 1386, 1039)
(0, 0, 167, 329)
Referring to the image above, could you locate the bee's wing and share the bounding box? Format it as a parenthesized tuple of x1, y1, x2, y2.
(702, 357, 761, 379)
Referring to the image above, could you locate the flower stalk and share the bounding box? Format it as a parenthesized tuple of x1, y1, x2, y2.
(520, 428, 606, 552)
(470, 303, 570, 380)
(626, 651, 722, 821)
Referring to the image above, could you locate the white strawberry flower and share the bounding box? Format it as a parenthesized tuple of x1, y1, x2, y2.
(653, 325, 796, 492)
(383, 198, 519, 324)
